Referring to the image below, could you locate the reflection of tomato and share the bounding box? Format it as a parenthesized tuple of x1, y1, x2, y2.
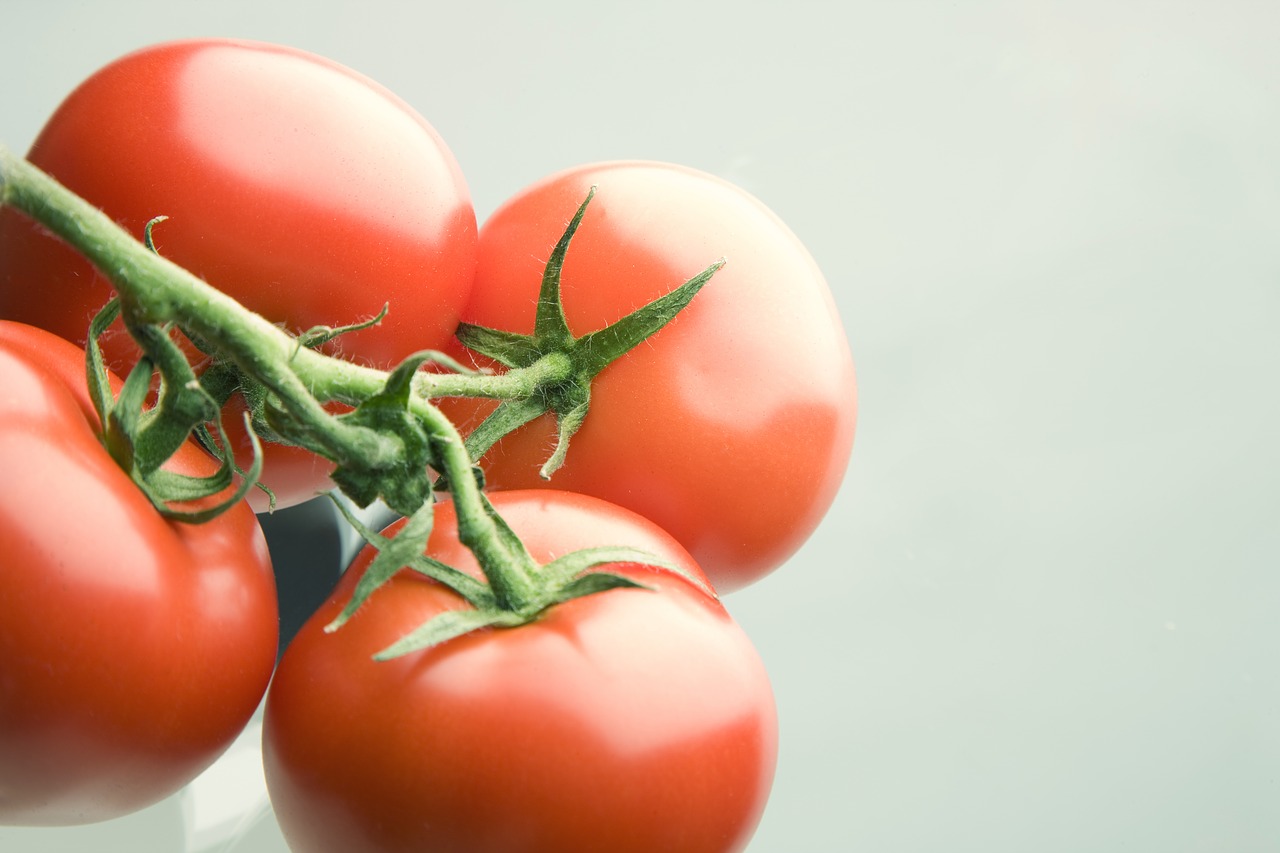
(264, 490, 777, 853)
(442, 162, 856, 591)
(0, 322, 277, 825)
(0, 38, 477, 510)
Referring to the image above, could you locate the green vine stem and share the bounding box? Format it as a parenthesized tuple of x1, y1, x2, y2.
(0, 143, 721, 653)
(0, 143, 544, 603)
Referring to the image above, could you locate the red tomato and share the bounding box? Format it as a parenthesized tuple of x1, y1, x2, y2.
(0, 39, 477, 510)
(263, 490, 777, 853)
(0, 322, 278, 825)
(441, 162, 856, 591)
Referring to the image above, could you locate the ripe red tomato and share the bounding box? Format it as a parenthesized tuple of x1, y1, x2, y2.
(263, 490, 777, 853)
(0, 39, 477, 510)
(441, 162, 856, 591)
(0, 322, 278, 825)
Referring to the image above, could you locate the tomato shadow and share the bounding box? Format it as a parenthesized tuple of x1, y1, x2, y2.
(256, 498, 347, 660)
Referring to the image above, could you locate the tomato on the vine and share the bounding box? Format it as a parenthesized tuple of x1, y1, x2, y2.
(0, 38, 477, 510)
(263, 490, 777, 853)
(0, 322, 278, 825)
(441, 161, 856, 591)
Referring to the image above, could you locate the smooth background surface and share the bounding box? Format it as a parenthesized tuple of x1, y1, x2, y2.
(2, 1, 1278, 851)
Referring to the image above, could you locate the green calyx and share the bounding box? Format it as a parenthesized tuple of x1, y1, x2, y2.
(454, 187, 725, 478)
(324, 492, 716, 661)
(86, 299, 264, 522)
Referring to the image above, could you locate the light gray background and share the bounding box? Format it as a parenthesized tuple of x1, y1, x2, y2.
(2, 1, 1278, 851)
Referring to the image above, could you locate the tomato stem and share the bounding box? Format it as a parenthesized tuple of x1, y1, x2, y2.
(0, 144, 544, 603)
(0, 145, 720, 631)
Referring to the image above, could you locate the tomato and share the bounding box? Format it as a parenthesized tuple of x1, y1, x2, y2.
(0, 38, 477, 510)
(0, 321, 278, 825)
(263, 490, 776, 853)
(441, 162, 856, 591)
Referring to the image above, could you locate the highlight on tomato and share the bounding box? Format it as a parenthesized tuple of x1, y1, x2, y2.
(441, 161, 857, 592)
(0, 38, 478, 510)
(0, 322, 278, 826)
(263, 490, 777, 853)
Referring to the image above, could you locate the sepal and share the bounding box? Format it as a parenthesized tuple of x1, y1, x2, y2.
(330, 351, 442, 516)
(373, 608, 524, 660)
(448, 189, 725, 479)
(324, 495, 495, 636)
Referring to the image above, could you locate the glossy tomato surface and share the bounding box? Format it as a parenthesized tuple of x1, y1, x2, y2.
(442, 162, 857, 591)
(263, 490, 777, 853)
(0, 39, 477, 509)
(0, 322, 278, 826)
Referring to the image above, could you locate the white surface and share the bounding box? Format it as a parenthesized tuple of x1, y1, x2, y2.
(2, 1, 1278, 851)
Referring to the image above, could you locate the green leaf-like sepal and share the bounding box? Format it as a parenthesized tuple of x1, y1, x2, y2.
(326, 498, 433, 632)
(330, 351, 442, 516)
(453, 324, 544, 369)
(451, 188, 595, 371)
(85, 298, 122, 428)
(477, 491, 542, 576)
(325, 495, 494, 635)
(103, 353, 154, 471)
(83, 298, 266, 520)
(533, 186, 594, 347)
(461, 396, 550, 468)
(374, 607, 524, 661)
(538, 545, 718, 601)
(552, 571, 650, 601)
(573, 258, 724, 377)
(331, 509, 718, 662)
(147, 411, 266, 523)
(540, 394, 589, 480)
(128, 322, 220, 475)
(448, 189, 726, 479)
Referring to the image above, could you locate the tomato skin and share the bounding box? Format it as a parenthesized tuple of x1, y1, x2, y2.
(0, 39, 477, 509)
(442, 162, 856, 591)
(263, 490, 776, 853)
(0, 322, 278, 825)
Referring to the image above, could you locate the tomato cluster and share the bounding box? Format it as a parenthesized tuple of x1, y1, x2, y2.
(0, 38, 855, 852)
